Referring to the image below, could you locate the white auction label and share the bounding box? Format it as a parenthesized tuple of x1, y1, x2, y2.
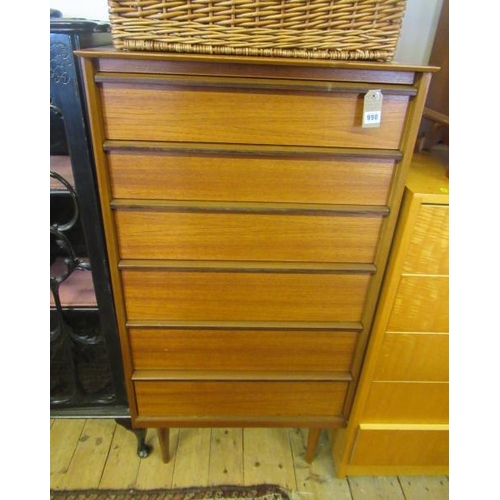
(363, 110, 382, 125)
(363, 90, 383, 128)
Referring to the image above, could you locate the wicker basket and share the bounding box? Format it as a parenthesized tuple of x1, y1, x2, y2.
(107, 0, 407, 61)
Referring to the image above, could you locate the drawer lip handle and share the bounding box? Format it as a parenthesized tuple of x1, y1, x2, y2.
(133, 415, 348, 428)
(110, 199, 390, 217)
(103, 140, 404, 160)
(132, 370, 354, 382)
(125, 319, 364, 332)
(118, 259, 377, 275)
(94, 72, 419, 96)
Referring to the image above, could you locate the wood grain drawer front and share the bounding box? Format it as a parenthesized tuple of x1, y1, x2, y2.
(108, 151, 396, 206)
(129, 328, 358, 372)
(121, 269, 370, 322)
(404, 205, 449, 275)
(362, 382, 449, 423)
(373, 333, 449, 382)
(134, 380, 349, 418)
(115, 210, 383, 263)
(100, 83, 409, 149)
(351, 427, 449, 466)
(388, 276, 449, 333)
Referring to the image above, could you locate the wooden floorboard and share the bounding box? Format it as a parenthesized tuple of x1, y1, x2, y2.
(291, 428, 352, 500)
(348, 476, 406, 500)
(99, 422, 142, 490)
(243, 428, 296, 489)
(399, 476, 450, 500)
(50, 419, 86, 490)
(173, 428, 212, 487)
(50, 419, 449, 500)
(209, 428, 244, 485)
(58, 419, 115, 490)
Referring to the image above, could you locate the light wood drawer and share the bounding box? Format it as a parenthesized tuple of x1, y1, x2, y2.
(100, 83, 409, 149)
(115, 210, 383, 263)
(129, 328, 358, 372)
(351, 427, 449, 466)
(388, 276, 449, 333)
(121, 269, 370, 322)
(362, 382, 449, 423)
(404, 205, 449, 275)
(374, 333, 449, 382)
(134, 380, 349, 418)
(107, 151, 396, 205)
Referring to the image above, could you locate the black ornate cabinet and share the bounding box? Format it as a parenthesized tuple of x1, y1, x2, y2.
(50, 16, 149, 456)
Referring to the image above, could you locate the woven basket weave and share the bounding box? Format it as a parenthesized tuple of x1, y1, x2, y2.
(107, 0, 407, 61)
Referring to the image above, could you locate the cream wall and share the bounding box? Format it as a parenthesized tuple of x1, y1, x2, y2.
(394, 0, 444, 64)
(50, 0, 444, 65)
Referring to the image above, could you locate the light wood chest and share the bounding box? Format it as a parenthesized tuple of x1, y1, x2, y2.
(77, 47, 434, 462)
(331, 151, 449, 476)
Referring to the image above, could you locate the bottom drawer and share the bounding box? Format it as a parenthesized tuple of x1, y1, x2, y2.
(134, 380, 348, 419)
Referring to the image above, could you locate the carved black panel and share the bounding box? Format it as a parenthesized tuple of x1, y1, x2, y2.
(50, 169, 115, 407)
(50, 21, 128, 416)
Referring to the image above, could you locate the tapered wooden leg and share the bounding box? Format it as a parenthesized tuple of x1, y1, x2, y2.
(157, 428, 170, 463)
(306, 428, 321, 463)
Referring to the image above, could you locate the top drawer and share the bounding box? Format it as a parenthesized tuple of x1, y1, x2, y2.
(98, 78, 410, 149)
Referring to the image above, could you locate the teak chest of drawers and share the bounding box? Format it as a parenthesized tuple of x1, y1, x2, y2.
(77, 47, 435, 463)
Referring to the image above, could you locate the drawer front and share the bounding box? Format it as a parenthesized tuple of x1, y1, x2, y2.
(129, 328, 358, 372)
(374, 333, 449, 382)
(351, 427, 449, 467)
(362, 382, 449, 423)
(108, 151, 396, 205)
(115, 210, 383, 263)
(134, 380, 349, 418)
(121, 269, 370, 322)
(404, 205, 449, 275)
(100, 83, 409, 149)
(388, 276, 449, 333)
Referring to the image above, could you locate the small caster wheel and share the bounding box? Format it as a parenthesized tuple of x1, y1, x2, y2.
(138, 443, 152, 458)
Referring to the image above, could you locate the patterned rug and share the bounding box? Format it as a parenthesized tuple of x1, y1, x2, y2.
(49, 485, 291, 500)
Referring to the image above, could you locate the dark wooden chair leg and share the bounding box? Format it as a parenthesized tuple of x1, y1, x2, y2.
(306, 428, 322, 463)
(115, 418, 152, 458)
(157, 428, 170, 463)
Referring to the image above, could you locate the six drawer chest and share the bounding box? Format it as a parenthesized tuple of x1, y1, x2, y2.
(76, 47, 436, 464)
